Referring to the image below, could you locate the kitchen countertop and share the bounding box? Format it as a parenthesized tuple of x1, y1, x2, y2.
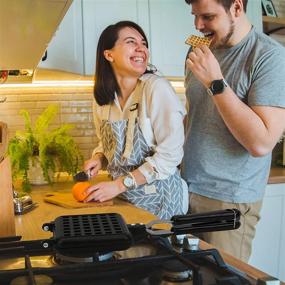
(15, 181, 157, 241)
(200, 240, 284, 284)
(13, 181, 283, 283)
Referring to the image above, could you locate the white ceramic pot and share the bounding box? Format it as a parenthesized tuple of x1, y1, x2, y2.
(28, 156, 53, 185)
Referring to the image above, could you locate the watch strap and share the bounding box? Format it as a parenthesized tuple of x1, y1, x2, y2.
(128, 172, 138, 188)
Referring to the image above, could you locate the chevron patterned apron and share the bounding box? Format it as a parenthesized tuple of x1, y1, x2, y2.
(99, 94, 184, 219)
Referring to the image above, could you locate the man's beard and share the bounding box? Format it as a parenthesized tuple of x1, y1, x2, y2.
(216, 16, 235, 48)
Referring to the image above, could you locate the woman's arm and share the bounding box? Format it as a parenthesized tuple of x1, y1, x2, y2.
(138, 77, 186, 183)
(84, 78, 186, 202)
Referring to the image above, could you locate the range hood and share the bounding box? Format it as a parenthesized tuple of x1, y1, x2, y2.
(0, 0, 73, 84)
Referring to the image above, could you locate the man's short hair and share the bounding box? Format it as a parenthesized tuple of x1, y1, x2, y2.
(185, 0, 248, 13)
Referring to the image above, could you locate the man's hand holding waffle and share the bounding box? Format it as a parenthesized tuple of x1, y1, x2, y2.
(185, 35, 224, 89)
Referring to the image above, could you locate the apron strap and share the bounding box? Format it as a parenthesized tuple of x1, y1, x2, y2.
(122, 81, 143, 159)
(123, 103, 138, 159)
(101, 83, 142, 160)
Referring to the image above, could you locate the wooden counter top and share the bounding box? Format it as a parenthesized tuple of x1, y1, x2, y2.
(15, 181, 156, 240)
(14, 165, 285, 239)
(200, 240, 284, 284)
(269, 167, 285, 184)
(13, 181, 283, 283)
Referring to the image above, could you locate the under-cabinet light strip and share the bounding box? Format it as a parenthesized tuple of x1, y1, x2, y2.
(0, 80, 184, 88)
(0, 80, 94, 88)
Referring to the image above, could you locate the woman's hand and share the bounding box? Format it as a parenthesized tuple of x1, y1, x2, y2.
(83, 153, 104, 177)
(84, 178, 126, 202)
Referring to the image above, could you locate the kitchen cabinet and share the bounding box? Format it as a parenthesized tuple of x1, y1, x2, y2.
(82, 0, 149, 75)
(147, 1, 195, 77)
(39, 0, 262, 76)
(249, 183, 285, 282)
(83, 0, 262, 76)
(82, 0, 196, 76)
(38, 0, 84, 74)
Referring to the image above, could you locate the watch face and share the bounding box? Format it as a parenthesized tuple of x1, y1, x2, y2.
(124, 176, 134, 188)
(209, 79, 228, 95)
(212, 80, 225, 93)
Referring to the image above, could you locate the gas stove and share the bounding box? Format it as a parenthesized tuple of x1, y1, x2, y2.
(0, 211, 280, 285)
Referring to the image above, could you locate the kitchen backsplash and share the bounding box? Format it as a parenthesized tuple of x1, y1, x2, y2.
(0, 81, 282, 170)
(0, 65, 185, 165)
(0, 85, 97, 161)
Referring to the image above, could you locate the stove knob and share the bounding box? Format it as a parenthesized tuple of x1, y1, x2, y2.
(183, 235, 200, 251)
(42, 241, 50, 248)
(171, 234, 186, 247)
(42, 222, 54, 232)
(42, 225, 50, 232)
(41, 239, 54, 249)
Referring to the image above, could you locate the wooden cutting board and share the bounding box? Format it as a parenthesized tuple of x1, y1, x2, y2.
(44, 192, 113, 209)
(0, 122, 8, 161)
(0, 156, 16, 237)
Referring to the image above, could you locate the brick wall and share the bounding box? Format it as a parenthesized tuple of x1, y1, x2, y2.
(0, 85, 97, 161)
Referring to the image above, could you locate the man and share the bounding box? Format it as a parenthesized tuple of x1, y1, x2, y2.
(182, 0, 285, 262)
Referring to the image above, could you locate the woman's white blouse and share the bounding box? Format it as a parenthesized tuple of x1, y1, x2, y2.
(92, 73, 186, 182)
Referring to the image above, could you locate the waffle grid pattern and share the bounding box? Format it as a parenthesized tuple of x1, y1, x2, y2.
(185, 35, 212, 48)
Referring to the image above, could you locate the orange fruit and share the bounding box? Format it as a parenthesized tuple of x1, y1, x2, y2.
(72, 182, 91, 202)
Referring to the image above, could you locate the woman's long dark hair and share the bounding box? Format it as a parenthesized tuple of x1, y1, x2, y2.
(94, 21, 151, 106)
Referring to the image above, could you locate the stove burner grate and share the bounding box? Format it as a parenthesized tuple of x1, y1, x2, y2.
(10, 274, 53, 285)
(54, 251, 115, 264)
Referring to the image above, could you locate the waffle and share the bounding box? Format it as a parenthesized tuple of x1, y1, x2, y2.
(185, 35, 212, 48)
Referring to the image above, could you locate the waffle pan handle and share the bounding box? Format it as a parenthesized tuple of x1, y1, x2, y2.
(170, 209, 241, 235)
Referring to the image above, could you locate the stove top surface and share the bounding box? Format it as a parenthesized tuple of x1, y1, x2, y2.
(0, 238, 259, 285)
(0, 212, 279, 285)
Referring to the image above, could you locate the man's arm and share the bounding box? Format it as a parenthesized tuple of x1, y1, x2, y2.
(212, 88, 285, 156)
(186, 45, 285, 157)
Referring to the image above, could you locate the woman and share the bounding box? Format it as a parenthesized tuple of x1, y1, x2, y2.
(84, 21, 187, 219)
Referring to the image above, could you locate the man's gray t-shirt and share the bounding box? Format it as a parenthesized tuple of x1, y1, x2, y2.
(182, 27, 285, 203)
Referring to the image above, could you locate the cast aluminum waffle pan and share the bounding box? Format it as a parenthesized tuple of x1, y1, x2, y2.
(42, 213, 133, 255)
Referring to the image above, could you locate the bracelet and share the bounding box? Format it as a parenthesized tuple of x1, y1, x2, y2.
(128, 172, 138, 188)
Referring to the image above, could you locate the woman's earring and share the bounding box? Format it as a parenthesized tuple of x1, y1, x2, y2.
(147, 63, 157, 73)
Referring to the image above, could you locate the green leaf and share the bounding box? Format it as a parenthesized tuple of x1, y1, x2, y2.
(8, 104, 83, 193)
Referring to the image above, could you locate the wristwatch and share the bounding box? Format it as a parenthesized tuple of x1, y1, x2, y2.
(122, 173, 136, 190)
(207, 79, 228, 96)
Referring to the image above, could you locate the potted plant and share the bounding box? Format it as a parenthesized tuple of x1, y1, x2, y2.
(8, 104, 83, 192)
